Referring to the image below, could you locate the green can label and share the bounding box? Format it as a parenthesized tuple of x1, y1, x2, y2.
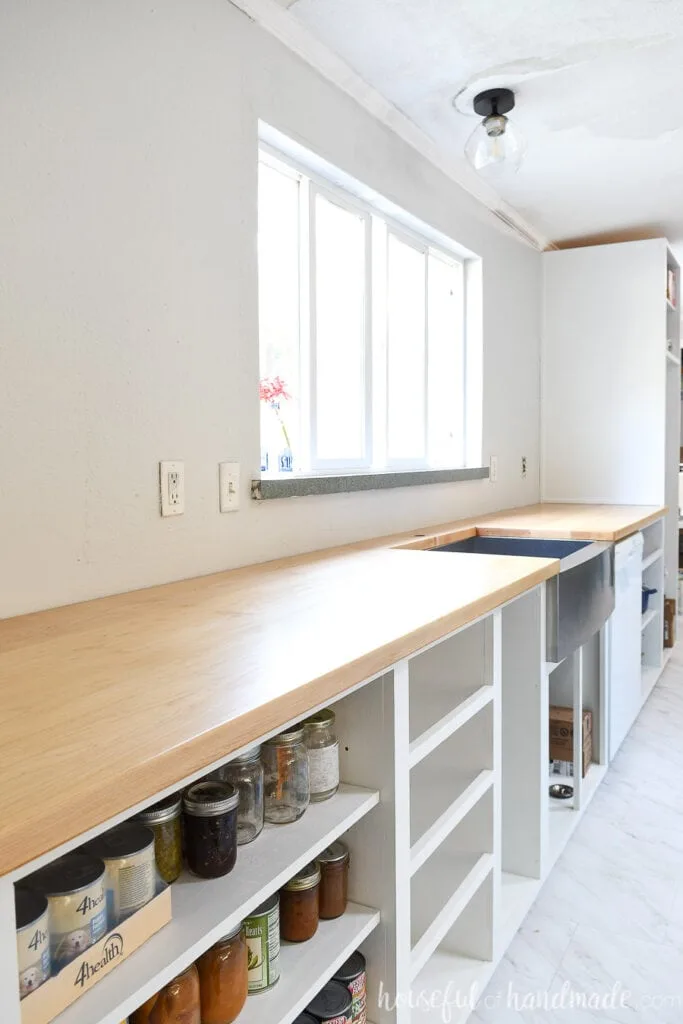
(244, 902, 280, 991)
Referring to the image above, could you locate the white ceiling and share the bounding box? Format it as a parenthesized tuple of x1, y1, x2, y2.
(280, 0, 683, 249)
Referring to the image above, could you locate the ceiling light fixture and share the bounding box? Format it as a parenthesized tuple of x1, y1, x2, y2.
(464, 88, 525, 174)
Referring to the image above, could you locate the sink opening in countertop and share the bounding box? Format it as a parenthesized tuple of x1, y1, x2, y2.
(430, 536, 591, 560)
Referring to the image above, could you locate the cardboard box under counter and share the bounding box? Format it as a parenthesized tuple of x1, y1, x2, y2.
(549, 705, 592, 778)
(21, 887, 171, 1024)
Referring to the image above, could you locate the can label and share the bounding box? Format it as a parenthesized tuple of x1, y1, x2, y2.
(17, 909, 50, 998)
(245, 905, 280, 991)
(48, 880, 107, 967)
(347, 971, 367, 1024)
(104, 847, 156, 924)
(308, 743, 339, 795)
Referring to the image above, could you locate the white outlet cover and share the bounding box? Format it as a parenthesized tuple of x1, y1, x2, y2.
(219, 461, 240, 512)
(160, 461, 185, 517)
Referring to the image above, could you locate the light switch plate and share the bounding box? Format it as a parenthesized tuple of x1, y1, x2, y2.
(489, 455, 498, 483)
(160, 461, 185, 516)
(219, 461, 240, 512)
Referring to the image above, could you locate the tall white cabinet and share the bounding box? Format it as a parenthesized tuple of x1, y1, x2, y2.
(542, 238, 680, 604)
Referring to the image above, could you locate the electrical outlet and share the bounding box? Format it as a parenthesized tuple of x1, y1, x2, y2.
(489, 455, 498, 483)
(160, 461, 185, 516)
(521, 455, 528, 478)
(219, 461, 240, 512)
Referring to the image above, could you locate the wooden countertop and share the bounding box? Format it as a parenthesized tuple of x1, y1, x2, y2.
(0, 501, 663, 874)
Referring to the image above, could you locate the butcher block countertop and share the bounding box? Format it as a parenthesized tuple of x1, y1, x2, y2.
(0, 501, 664, 874)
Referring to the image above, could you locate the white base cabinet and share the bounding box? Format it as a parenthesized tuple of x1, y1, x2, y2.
(2, 583, 621, 1024)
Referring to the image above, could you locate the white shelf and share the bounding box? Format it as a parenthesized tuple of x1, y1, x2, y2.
(410, 949, 486, 1024)
(548, 762, 606, 867)
(642, 547, 664, 570)
(641, 607, 659, 632)
(55, 784, 379, 1024)
(409, 685, 493, 768)
(667, 350, 680, 366)
(238, 902, 379, 1024)
(410, 852, 493, 981)
(667, 296, 678, 312)
(410, 770, 494, 876)
(642, 661, 663, 699)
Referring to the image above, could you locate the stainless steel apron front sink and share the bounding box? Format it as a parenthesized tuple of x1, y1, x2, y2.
(431, 536, 615, 663)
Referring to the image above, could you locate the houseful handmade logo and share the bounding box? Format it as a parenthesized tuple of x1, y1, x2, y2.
(73, 933, 124, 988)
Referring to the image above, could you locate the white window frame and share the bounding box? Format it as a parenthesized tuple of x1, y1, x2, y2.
(258, 143, 474, 476)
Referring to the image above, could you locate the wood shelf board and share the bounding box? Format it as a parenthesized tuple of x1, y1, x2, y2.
(642, 548, 664, 570)
(410, 770, 494, 875)
(237, 903, 380, 1024)
(51, 785, 379, 1024)
(410, 852, 494, 980)
(548, 763, 607, 868)
(641, 608, 659, 631)
(409, 686, 493, 769)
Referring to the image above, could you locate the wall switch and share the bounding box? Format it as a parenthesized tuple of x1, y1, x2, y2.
(489, 455, 498, 483)
(160, 461, 185, 516)
(219, 461, 240, 512)
(521, 455, 528, 478)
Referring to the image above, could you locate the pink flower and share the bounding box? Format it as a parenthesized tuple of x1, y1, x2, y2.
(259, 376, 291, 404)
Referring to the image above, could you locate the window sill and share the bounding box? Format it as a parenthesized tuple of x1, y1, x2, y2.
(251, 466, 489, 500)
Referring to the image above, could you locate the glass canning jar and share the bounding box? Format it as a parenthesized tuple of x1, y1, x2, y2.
(303, 708, 339, 802)
(217, 747, 264, 845)
(262, 728, 310, 824)
(280, 861, 321, 942)
(136, 793, 183, 883)
(131, 964, 200, 1024)
(196, 923, 248, 1024)
(317, 840, 349, 919)
(183, 781, 238, 879)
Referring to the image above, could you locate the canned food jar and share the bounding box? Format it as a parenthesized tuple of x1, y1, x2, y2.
(333, 951, 366, 1024)
(217, 747, 264, 845)
(146, 963, 201, 1024)
(280, 862, 320, 942)
(196, 923, 248, 1024)
(84, 822, 156, 924)
(243, 893, 280, 992)
(317, 841, 349, 920)
(15, 888, 50, 999)
(135, 793, 183, 883)
(262, 728, 310, 824)
(24, 853, 107, 969)
(304, 709, 340, 802)
(307, 980, 353, 1024)
(183, 781, 239, 879)
(293, 1017, 317, 1024)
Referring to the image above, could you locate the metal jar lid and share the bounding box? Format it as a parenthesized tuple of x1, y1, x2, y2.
(136, 793, 182, 826)
(293, 1016, 317, 1024)
(317, 840, 349, 865)
(333, 950, 366, 983)
(84, 822, 155, 860)
(264, 726, 305, 746)
(183, 780, 239, 817)
(15, 888, 48, 932)
(307, 980, 353, 1021)
(305, 708, 335, 730)
(24, 853, 106, 897)
(283, 861, 321, 892)
(230, 745, 262, 764)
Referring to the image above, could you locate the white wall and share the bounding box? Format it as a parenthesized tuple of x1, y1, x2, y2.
(0, 0, 541, 618)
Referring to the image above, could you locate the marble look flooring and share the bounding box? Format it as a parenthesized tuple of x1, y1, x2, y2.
(473, 642, 683, 1022)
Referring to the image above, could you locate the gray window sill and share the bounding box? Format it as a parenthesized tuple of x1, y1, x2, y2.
(251, 466, 489, 500)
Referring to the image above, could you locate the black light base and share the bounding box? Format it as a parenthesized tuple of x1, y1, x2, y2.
(473, 87, 515, 117)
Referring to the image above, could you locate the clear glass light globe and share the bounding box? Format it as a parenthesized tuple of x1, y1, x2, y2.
(465, 114, 526, 174)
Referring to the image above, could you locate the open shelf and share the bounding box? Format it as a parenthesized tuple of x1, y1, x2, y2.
(238, 902, 379, 1024)
(642, 661, 664, 699)
(641, 607, 659, 632)
(410, 853, 493, 981)
(409, 686, 492, 768)
(667, 350, 680, 366)
(410, 769, 494, 876)
(548, 762, 606, 867)
(642, 547, 664, 570)
(410, 949, 488, 1024)
(55, 784, 379, 1024)
(667, 296, 677, 312)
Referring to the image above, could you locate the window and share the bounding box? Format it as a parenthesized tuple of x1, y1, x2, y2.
(258, 148, 476, 477)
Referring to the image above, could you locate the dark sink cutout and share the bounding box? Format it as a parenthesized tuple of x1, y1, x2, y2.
(431, 536, 590, 559)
